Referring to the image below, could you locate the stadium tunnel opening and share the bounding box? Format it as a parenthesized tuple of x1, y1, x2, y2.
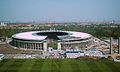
(37, 32, 68, 40)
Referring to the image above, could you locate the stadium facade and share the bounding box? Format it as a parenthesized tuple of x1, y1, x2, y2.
(9, 30, 94, 51)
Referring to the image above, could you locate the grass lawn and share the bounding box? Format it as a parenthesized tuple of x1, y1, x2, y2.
(0, 59, 120, 72)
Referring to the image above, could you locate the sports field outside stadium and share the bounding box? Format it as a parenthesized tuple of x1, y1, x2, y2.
(0, 59, 120, 72)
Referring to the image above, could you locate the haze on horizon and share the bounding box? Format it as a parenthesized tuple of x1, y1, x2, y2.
(0, 0, 120, 22)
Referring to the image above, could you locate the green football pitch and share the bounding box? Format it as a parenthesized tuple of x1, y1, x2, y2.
(0, 59, 120, 72)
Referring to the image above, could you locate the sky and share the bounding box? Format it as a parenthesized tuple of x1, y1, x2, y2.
(0, 0, 120, 22)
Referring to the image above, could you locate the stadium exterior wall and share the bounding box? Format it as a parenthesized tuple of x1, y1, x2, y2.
(9, 30, 94, 51)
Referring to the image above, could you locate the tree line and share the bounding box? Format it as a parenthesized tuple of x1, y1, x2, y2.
(0, 25, 120, 39)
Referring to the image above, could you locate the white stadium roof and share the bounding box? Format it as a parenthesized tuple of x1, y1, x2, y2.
(12, 30, 92, 40)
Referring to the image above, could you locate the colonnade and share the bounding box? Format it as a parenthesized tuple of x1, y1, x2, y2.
(58, 38, 93, 50)
(11, 39, 46, 50)
(11, 37, 94, 51)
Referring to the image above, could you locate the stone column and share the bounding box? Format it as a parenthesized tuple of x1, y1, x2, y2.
(43, 41, 47, 51)
(36, 43, 38, 50)
(23, 42, 25, 48)
(58, 42, 61, 50)
(33, 43, 35, 50)
(26, 43, 28, 49)
(19, 42, 21, 48)
(18, 40, 20, 48)
(110, 37, 113, 54)
(118, 37, 120, 54)
(38, 44, 40, 50)
(29, 43, 32, 49)
(34, 43, 37, 50)
(28, 43, 30, 49)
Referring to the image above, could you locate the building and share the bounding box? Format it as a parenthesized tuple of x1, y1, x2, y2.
(0, 22, 7, 26)
(9, 30, 94, 51)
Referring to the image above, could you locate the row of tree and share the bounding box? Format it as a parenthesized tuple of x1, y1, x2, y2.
(0, 25, 120, 39)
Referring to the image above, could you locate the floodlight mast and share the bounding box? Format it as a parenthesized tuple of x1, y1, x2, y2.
(110, 37, 113, 54)
(118, 37, 120, 54)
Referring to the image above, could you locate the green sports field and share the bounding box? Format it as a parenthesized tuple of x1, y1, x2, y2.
(0, 59, 120, 72)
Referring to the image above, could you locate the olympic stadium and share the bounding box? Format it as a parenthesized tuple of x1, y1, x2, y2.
(9, 30, 94, 51)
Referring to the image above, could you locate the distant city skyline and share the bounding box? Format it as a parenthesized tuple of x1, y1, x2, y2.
(0, 0, 120, 22)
